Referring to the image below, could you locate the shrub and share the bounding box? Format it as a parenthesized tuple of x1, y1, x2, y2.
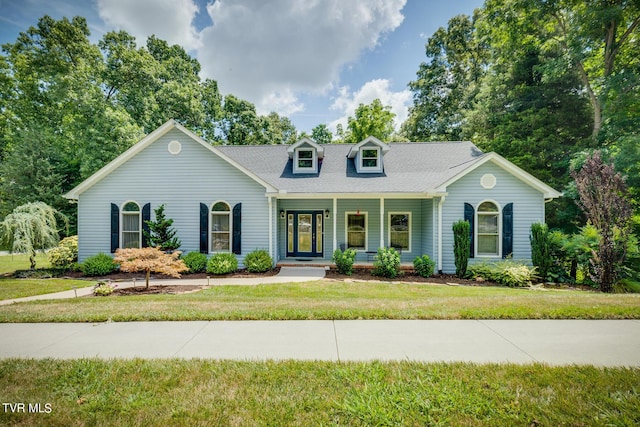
(530, 223, 552, 281)
(207, 252, 238, 275)
(332, 248, 357, 275)
(48, 235, 78, 269)
(468, 261, 538, 287)
(82, 253, 118, 277)
(453, 220, 471, 278)
(244, 249, 273, 273)
(93, 281, 115, 296)
(182, 252, 208, 273)
(413, 255, 435, 278)
(372, 247, 401, 279)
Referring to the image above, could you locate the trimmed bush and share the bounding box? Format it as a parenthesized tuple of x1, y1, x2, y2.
(81, 253, 118, 277)
(332, 248, 357, 275)
(182, 252, 208, 273)
(207, 252, 238, 275)
(453, 220, 471, 278)
(468, 261, 538, 287)
(413, 255, 435, 278)
(48, 235, 78, 269)
(372, 247, 401, 279)
(244, 249, 273, 273)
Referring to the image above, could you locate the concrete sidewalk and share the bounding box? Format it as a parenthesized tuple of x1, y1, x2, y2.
(1, 320, 639, 366)
(0, 266, 327, 306)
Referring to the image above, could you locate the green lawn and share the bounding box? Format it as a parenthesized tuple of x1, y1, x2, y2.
(0, 359, 637, 426)
(0, 278, 93, 300)
(0, 252, 50, 275)
(1, 281, 638, 322)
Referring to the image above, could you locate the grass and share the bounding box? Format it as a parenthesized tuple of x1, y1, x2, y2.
(1, 281, 639, 322)
(0, 359, 638, 426)
(0, 252, 50, 275)
(0, 278, 93, 300)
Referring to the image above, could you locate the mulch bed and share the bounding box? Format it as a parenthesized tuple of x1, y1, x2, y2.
(324, 268, 491, 286)
(112, 285, 204, 296)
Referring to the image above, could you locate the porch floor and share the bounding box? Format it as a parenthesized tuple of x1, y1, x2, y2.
(277, 258, 415, 271)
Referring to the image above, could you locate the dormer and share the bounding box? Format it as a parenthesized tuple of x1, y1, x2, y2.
(347, 136, 390, 173)
(288, 137, 324, 174)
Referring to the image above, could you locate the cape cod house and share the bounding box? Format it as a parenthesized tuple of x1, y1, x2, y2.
(65, 119, 561, 273)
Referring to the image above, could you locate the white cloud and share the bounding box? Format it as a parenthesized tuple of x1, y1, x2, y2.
(328, 79, 411, 133)
(197, 0, 406, 115)
(96, 0, 201, 50)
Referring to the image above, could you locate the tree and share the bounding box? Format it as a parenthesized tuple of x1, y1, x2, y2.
(311, 124, 333, 144)
(114, 247, 188, 289)
(571, 151, 633, 292)
(0, 202, 67, 269)
(144, 204, 181, 252)
(341, 99, 396, 144)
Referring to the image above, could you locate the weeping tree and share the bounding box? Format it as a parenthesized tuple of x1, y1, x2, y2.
(0, 202, 68, 269)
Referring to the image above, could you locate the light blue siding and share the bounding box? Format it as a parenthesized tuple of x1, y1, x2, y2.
(440, 162, 545, 273)
(77, 129, 270, 266)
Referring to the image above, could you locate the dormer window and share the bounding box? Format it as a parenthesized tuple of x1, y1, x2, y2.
(361, 148, 380, 169)
(288, 137, 324, 174)
(295, 148, 316, 172)
(348, 136, 389, 174)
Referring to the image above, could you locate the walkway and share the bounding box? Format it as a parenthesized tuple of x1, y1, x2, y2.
(1, 320, 639, 366)
(0, 266, 327, 306)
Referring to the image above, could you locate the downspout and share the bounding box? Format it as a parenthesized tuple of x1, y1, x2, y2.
(438, 196, 446, 274)
(268, 196, 274, 263)
(333, 197, 337, 253)
(380, 198, 385, 248)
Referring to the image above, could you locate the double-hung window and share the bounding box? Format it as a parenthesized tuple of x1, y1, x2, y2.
(361, 148, 379, 169)
(122, 202, 141, 248)
(294, 148, 316, 173)
(477, 202, 499, 256)
(346, 212, 367, 250)
(211, 202, 231, 252)
(389, 213, 410, 251)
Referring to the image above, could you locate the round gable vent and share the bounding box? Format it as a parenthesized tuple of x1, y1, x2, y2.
(168, 140, 182, 155)
(481, 173, 496, 189)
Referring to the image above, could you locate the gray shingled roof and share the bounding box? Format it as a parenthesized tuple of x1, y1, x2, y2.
(217, 141, 486, 194)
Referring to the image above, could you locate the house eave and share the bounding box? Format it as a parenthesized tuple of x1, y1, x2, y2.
(271, 191, 447, 199)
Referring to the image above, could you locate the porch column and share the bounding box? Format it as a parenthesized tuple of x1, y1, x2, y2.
(333, 197, 337, 253)
(437, 196, 445, 273)
(380, 198, 385, 248)
(268, 196, 274, 262)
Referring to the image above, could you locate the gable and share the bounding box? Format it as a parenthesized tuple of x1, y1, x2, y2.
(65, 120, 276, 199)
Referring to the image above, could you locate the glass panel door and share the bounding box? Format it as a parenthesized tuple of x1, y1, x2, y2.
(297, 214, 312, 253)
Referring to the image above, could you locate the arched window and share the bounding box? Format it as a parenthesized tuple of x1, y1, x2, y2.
(477, 201, 500, 256)
(211, 202, 231, 252)
(122, 201, 141, 248)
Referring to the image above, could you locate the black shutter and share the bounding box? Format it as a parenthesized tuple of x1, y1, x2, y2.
(502, 203, 513, 259)
(142, 203, 151, 247)
(200, 203, 209, 254)
(464, 203, 475, 258)
(110, 203, 119, 253)
(232, 203, 242, 255)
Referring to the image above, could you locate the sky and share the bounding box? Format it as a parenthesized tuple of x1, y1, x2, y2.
(0, 0, 484, 134)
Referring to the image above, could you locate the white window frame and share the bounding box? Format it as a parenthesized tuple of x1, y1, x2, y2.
(121, 200, 141, 249)
(345, 211, 368, 251)
(360, 147, 381, 172)
(388, 212, 411, 252)
(475, 200, 501, 257)
(210, 201, 232, 253)
(293, 148, 317, 173)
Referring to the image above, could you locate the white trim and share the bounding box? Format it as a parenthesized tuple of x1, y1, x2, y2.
(64, 119, 277, 199)
(120, 200, 142, 249)
(345, 211, 368, 251)
(210, 200, 232, 253)
(435, 152, 562, 199)
(380, 198, 385, 248)
(475, 200, 501, 258)
(293, 147, 317, 174)
(359, 146, 382, 173)
(332, 198, 337, 254)
(437, 196, 445, 273)
(287, 137, 324, 158)
(388, 212, 412, 252)
(346, 136, 390, 158)
(268, 196, 273, 262)
(272, 192, 446, 199)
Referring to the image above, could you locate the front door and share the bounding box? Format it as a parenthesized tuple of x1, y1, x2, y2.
(286, 211, 323, 257)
